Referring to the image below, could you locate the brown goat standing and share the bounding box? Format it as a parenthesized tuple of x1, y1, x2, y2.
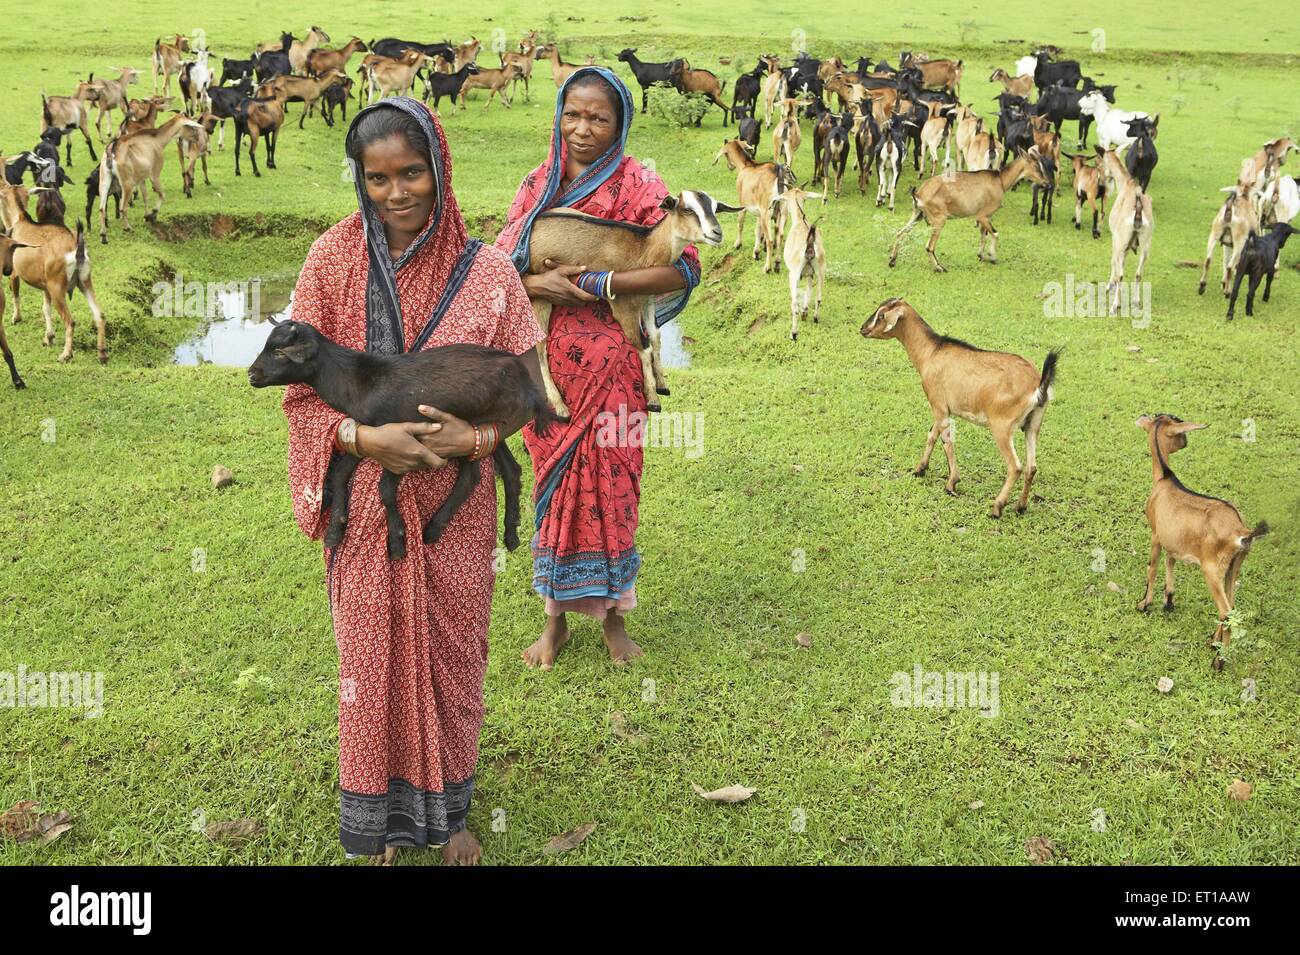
(861, 298, 1059, 517)
(1135, 414, 1269, 670)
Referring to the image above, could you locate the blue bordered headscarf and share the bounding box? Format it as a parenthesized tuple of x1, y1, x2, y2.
(505, 66, 698, 327)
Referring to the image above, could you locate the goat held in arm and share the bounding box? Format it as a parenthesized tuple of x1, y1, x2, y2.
(1135, 414, 1268, 671)
(861, 298, 1059, 518)
(524, 190, 733, 417)
(249, 319, 560, 560)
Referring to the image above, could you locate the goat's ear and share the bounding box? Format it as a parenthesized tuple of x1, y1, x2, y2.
(659, 195, 678, 211)
(1166, 420, 1208, 435)
(1135, 415, 1153, 429)
(275, 342, 315, 364)
(713, 202, 744, 214)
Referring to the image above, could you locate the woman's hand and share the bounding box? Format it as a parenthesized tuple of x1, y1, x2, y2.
(355, 422, 449, 475)
(523, 259, 599, 306)
(413, 406, 478, 459)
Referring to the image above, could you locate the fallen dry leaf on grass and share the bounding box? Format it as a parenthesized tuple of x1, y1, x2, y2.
(1024, 836, 1055, 864)
(0, 801, 73, 845)
(969, 800, 985, 811)
(691, 783, 756, 804)
(543, 821, 597, 855)
(202, 818, 265, 846)
(1228, 779, 1252, 802)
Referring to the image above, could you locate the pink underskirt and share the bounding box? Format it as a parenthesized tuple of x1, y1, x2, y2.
(544, 585, 637, 620)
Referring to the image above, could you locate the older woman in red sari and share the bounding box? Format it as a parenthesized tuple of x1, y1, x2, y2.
(283, 97, 546, 865)
(496, 68, 701, 668)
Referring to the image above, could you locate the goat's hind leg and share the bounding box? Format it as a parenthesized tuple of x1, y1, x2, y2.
(422, 458, 481, 547)
(1014, 407, 1042, 514)
(1137, 533, 1161, 612)
(988, 421, 1021, 518)
(378, 469, 410, 559)
(493, 444, 523, 551)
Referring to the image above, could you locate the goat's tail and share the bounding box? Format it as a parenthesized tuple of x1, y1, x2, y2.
(41, 94, 53, 128)
(1244, 521, 1270, 543)
(1034, 349, 1061, 407)
(804, 222, 820, 263)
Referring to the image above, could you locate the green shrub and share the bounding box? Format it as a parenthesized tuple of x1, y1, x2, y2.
(647, 84, 712, 127)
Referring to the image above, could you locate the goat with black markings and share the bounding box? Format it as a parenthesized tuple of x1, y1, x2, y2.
(1226, 222, 1300, 319)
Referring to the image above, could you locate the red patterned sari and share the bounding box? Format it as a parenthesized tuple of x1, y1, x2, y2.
(282, 99, 544, 855)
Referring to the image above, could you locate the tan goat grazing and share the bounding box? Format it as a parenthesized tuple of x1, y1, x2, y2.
(289, 27, 331, 74)
(989, 68, 1034, 98)
(177, 113, 219, 197)
(258, 71, 350, 127)
(458, 63, 518, 109)
(537, 44, 584, 88)
(152, 34, 191, 97)
(500, 38, 538, 102)
(97, 112, 200, 242)
(1097, 146, 1153, 314)
(772, 97, 805, 167)
(0, 235, 33, 388)
(525, 190, 736, 418)
(89, 68, 141, 141)
(41, 84, 101, 165)
(1067, 153, 1107, 237)
(888, 147, 1053, 272)
(1135, 414, 1269, 670)
(1197, 183, 1258, 297)
(861, 298, 1058, 517)
(119, 95, 169, 135)
(668, 60, 730, 124)
(770, 186, 825, 341)
(1238, 137, 1295, 193)
(0, 180, 108, 363)
(762, 66, 787, 127)
(713, 138, 794, 272)
(366, 52, 428, 103)
(306, 37, 368, 78)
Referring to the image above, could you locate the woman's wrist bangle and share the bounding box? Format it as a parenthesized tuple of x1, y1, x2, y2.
(336, 418, 361, 457)
(605, 271, 616, 301)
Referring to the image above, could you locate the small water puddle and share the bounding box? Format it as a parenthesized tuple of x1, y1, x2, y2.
(173, 277, 295, 366)
(659, 321, 691, 369)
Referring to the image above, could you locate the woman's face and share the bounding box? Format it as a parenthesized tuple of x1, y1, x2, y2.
(360, 133, 436, 231)
(560, 85, 618, 164)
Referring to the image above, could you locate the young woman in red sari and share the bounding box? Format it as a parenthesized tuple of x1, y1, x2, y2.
(496, 68, 701, 669)
(282, 97, 546, 865)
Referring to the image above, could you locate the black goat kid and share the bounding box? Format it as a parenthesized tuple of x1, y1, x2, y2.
(1227, 222, 1300, 320)
(248, 319, 561, 559)
(1124, 115, 1158, 191)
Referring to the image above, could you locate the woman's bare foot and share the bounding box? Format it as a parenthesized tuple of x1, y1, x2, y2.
(442, 828, 482, 865)
(370, 845, 399, 866)
(602, 611, 643, 665)
(522, 613, 569, 670)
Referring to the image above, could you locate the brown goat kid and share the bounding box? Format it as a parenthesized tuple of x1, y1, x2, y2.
(1135, 414, 1269, 670)
(861, 298, 1059, 517)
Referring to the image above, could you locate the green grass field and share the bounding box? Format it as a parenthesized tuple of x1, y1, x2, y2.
(2, 3, 1298, 865)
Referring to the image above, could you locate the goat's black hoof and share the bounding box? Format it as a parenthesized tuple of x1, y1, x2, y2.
(421, 524, 446, 546)
(1013, 502, 1027, 514)
(325, 525, 345, 548)
(1137, 599, 1151, 613)
(646, 402, 661, 414)
(656, 386, 670, 396)
(1163, 594, 1174, 612)
(13, 379, 26, 390)
(387, 535, 407, 560)
(504, 530, 520, 551)
(1211, 656, 1225, 673)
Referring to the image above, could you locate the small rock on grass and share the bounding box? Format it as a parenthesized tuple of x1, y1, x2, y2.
(795, 632, 813, 649)
(1228, 779, 1252, 803)
(212, 465, 234, 489)
(1156, 676, 1174, 694)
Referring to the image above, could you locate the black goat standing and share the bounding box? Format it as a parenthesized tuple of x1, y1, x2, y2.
(1227, 222, 1300, 319)
(617, 49, 679, 114)
(248, 319, 561, 559)
(1124, 115, 1158, 190)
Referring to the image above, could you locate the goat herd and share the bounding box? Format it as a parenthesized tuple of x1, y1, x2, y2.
(0, 30, 1291, 670)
